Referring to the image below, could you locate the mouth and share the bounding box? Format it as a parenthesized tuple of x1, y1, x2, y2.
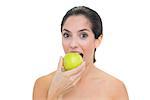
(79, 53, 84, 58)
(69, 51, 84, 58)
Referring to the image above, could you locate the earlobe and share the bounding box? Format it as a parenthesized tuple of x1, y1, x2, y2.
(95, 35, 103, 48)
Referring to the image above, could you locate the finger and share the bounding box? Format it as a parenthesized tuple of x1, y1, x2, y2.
(72, 76, 81, 86)
(64, 75, 81, 90)
(62, 73, 82, 94)
(65, 62, 85, 76)
(63, 84, 74, 95)
(57, 56, 64, 71)
(68, 75, 81, 88)
(70, 72, 82, 82)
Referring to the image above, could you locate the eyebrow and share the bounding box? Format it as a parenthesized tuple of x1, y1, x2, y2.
(62, 28, 90, 33)
(62, 29, 71, 33)
(78, 29, 90, 32)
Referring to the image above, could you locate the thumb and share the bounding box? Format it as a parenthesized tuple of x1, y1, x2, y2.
(57, 56, 64, 71)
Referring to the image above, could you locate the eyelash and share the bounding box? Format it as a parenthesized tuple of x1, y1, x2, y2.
(80, 33, 88, 39)
(63, 33, 70, 38)
(62, 32, 88, 39)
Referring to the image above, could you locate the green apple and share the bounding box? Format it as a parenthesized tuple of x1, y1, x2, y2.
(63, 53, 83, 71)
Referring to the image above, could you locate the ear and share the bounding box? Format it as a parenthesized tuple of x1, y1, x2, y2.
(95, 34, 103, 48)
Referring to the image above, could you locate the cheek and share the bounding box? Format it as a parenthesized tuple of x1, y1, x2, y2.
(62, 40, 68, 53)
(82, 42, 95, 57)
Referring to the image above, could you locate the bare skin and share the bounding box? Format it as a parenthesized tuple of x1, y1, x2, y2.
(62, 67, 128, 100)
(33, 15, 129, 100)
(33, 63, 128, 100)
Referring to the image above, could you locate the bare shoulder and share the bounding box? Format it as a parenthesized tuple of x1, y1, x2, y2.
(95, 68, 129, 100)
(106, 75, 129, 100)
(32, 72, 56, 100)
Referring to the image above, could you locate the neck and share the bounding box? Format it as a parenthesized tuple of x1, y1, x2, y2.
(80, 61, 95, 82)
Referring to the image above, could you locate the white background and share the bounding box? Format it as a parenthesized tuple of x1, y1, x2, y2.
(0, 0, 150, 100)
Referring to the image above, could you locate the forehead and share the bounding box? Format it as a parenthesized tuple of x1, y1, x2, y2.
(62, 15, 92, 31)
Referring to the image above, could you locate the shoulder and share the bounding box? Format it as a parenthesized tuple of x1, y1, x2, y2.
(106, 76, 129, 99)
(95, 68, 129, 99)
(33, 72, 55, 90)
(33, 72, 56, 100)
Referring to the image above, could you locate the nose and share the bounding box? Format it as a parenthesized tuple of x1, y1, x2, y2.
(70, 38, 78, 49)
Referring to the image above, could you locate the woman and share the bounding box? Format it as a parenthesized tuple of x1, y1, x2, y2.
(33, 6, 129, 100)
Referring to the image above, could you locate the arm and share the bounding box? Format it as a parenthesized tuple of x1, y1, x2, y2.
(33, 78, 48, 100)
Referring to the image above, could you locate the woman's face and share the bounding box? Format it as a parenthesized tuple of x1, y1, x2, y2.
(61, 15, 99, 64)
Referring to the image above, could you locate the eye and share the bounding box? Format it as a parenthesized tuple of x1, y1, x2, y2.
(80, 32, 88, 39)
(63, 33, 70, 38)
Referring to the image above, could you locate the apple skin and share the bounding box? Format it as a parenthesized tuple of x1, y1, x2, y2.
(63, 53, 83, 71)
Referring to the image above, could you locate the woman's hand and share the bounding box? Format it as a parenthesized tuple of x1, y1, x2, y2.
(47, 56, 85, 99)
